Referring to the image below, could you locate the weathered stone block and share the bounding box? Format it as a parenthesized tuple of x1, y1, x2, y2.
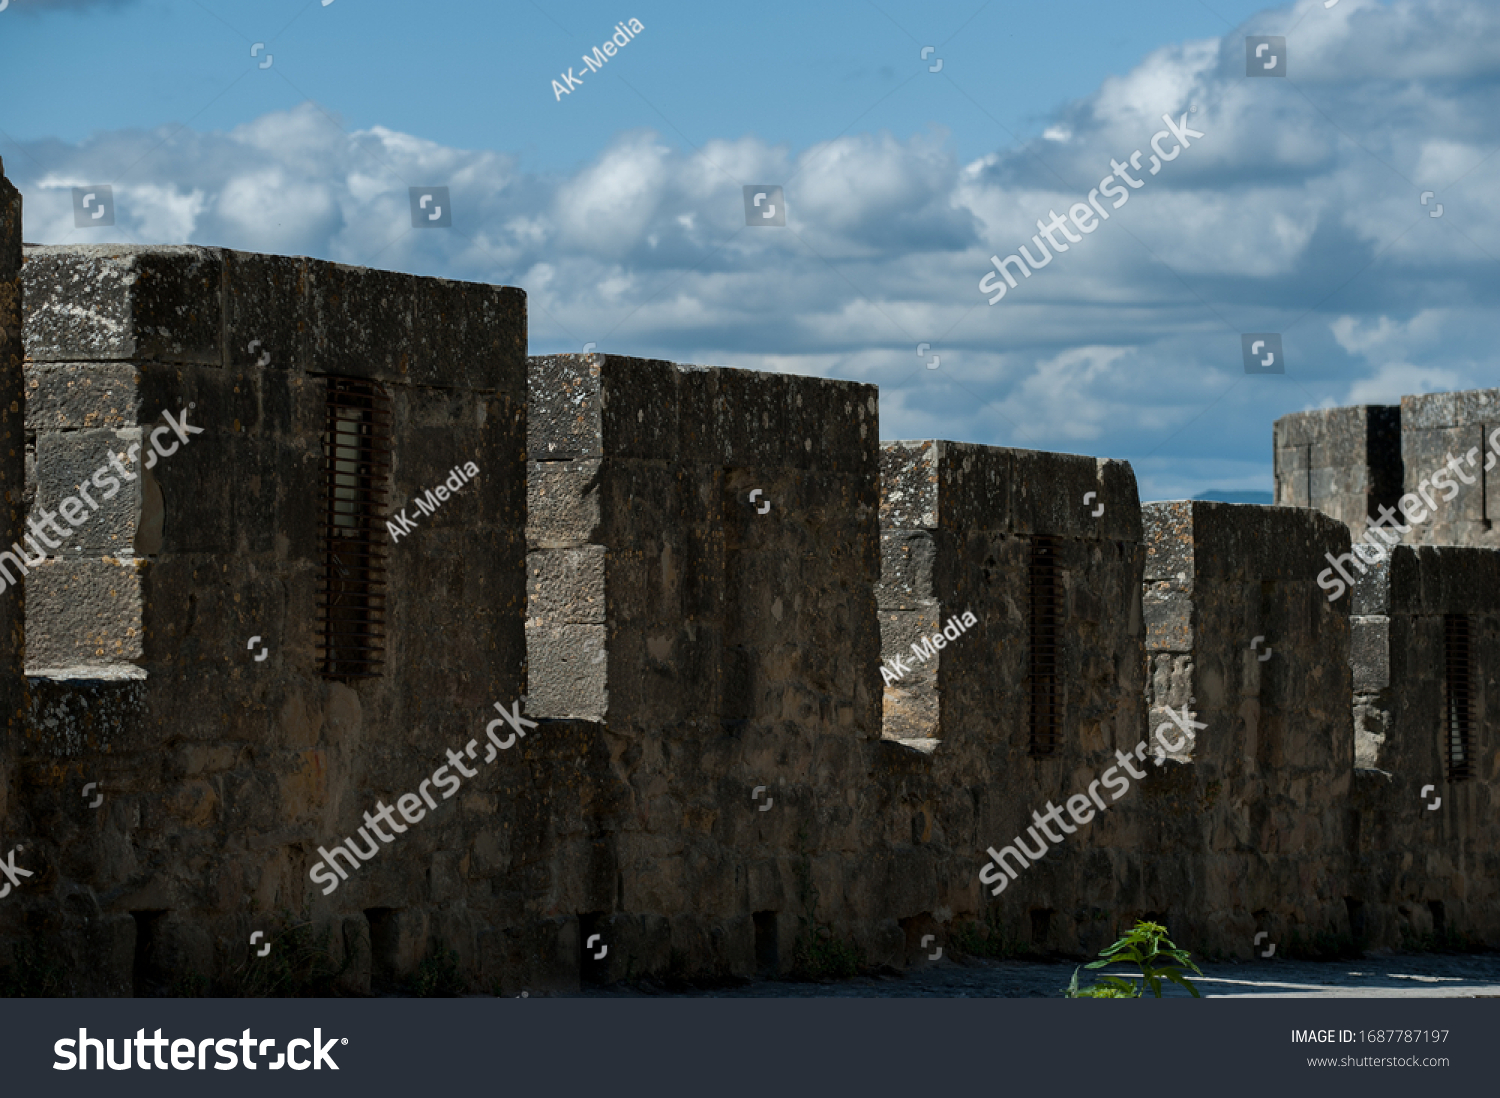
(24, 362, 140, 429)
(528, 354, 679, 461)
(25, 558, 145, 672)
(1272, 405, 1401, 531)
(527, 458, 602, 547)
(22, 245, 223, 364)
(1350, 615, 1389, 692)
(223, 251, 307, 373)
(303, 261, 416, 383)
(409, 277, 527, 397)
(877, 531, 937, 612)
(29, 427, 147, 554)
(1402, 388, 1500, 431)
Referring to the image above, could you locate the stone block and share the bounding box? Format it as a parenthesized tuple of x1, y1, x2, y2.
(1402, 388, 1500, 431)
(783, 373, 879, 472)
(528, 353, 678, 461)
(1403, 425, 1486, 523)
(1143, 501, 1193, 582)
(24, 362, 141, 429)
(409, 276, 527, 397)
(882, 440, 1139, 541)
(1143, 584, 1192, 651)
(1351, 615, 1390, 692)
(30, 428, 148, 554)
(526, 625, 607, 720)
(222, 250, 308, 373)
(527, 547, 606, 621)
(878, 531, 937, 611)
(528, 459, 603, 547)
(709, 366, 790, 468)
(1176, 501, 1352, 583)
(303, 259, 416, 384)
(24, 558, 145, 673)
(22, 245, 223, 364)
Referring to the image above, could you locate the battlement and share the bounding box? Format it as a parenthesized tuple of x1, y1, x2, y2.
(1, 164, 1496, 993)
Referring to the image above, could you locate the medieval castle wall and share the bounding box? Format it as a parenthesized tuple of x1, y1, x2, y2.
(0, 157, 1495, 993)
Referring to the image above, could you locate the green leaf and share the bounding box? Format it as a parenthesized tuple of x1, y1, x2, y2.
(1163, 969, 1202, 997)
(1064, 966, 1082, 998)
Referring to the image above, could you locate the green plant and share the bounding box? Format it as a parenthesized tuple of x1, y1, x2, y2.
(1064, 919, 1201, 999)
(406, 944, 465, 997)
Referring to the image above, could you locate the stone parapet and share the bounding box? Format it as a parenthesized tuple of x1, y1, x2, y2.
(7, 242, 529, 994)
(1141, 501, 1354, 952)
(1398, 389, 1500, 549)
(1273, 405, 1401, 534)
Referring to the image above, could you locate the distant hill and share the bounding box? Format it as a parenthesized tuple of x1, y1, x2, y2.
(1192, 490, 1273, 504)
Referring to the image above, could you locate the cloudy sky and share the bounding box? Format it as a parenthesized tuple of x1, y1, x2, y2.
(3, 0, 1497, 500)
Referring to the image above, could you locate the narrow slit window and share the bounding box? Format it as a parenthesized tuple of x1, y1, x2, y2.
(1443, 613, 1472, 782)
(1027, 536, 1062, 756)
(319, 378, 391, 680)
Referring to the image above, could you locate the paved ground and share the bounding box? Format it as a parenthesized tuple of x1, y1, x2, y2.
(581, 951, 1500, 998)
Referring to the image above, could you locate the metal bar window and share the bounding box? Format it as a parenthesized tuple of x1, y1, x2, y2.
(1028, 536, 1062, 757)
(1444, 614, 1472, 782)
(319, 378, 391, 680)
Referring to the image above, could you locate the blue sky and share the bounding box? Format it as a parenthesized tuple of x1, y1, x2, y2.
(3, 0, 1497, 499)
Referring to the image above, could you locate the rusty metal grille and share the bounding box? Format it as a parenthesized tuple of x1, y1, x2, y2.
(318, 378, 392, 680)
(1027, 535, 1062, 756)
(1444, 613, 1472, 782)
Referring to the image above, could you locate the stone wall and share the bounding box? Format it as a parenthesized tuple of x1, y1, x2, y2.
(1276, 387, 1500, 951)
(8, 243, 530, 994)
(525, 353, 891, 978)
(1142, 502, 1356, 953)
(1349, 545, 1500, 948)
(4, 213, 1498, 995)
(876, 440, 1147, 957)
(1398, 389, 1500, 549)
(0, 162, 23, 863)
(1273, 405, 1401, 533)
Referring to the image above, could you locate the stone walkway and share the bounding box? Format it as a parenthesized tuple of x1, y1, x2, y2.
(582, 952, 1500, 998)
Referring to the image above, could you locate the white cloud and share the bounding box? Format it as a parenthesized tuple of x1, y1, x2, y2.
(6, 0, 1499, 499)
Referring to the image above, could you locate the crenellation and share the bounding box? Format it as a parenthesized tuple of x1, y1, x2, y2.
(3, 150, 1499, 993)
(22, 245, 225, 365)
(1273, 405, 1402, 528)
(1383, 390, 1500, 550)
